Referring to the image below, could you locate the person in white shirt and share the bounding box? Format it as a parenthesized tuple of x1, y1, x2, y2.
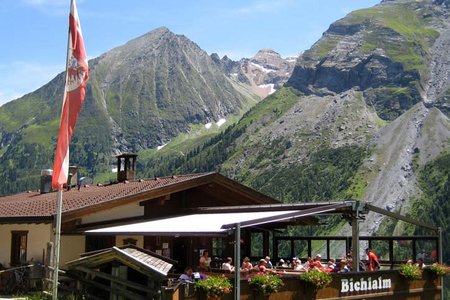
(416, 258, 426, 269)
(222, 257, 235, 272)
(265, 256, 273, 269)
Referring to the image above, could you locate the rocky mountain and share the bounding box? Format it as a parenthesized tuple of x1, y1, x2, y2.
(0, 0, 449, 267)
(142, 0, 450, 263)
(87, 27, 257, 152)
(0, 27, 295, 195)
(211, 49, 296, 99)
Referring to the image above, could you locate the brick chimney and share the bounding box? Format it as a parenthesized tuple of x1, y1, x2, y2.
(116, 153, 137, 182)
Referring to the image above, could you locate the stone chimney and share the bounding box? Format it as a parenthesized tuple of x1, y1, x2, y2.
(116, 153, 137, 182)
(67, 166, 79, 190)
(40, 169, 53, 194)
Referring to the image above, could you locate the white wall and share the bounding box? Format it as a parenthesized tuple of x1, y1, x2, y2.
(0, 223, 52, 267)
(81, 202, 144, 224)
(60, 235, 86, 269)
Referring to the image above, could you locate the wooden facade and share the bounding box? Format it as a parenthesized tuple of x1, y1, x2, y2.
(163, 269, 442, 300)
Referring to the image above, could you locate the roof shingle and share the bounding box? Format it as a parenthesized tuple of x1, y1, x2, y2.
(0, 173, 213, 218)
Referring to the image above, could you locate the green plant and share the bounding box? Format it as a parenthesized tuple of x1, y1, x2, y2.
(299, 270, 333, 290)
(429, 264, 450, 276)
(194, 275, 232, 299)
(399, 264, 422, 280)
(248, 272, 285, 295)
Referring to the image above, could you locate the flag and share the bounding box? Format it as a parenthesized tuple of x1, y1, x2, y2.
(52, 0, 88, 190)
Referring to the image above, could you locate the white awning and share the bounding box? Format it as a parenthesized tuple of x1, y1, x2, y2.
(85, 211, 298, 235)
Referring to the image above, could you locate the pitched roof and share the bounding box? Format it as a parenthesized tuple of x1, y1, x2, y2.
(0, 172, 279, 220)
(67, 245, 174, 278)
(0, 173, 211, 219)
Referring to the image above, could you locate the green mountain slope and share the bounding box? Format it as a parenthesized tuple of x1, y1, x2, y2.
(140, 0, 450, 265)
(0, 27, 261, 195)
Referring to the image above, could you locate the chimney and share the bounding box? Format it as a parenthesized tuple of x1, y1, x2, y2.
(40, 169, 53, 194)
(67, 166, 79, 190)
(116, 153, 137, 182)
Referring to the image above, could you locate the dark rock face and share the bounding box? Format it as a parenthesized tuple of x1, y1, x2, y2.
(285, 0, 450, 120)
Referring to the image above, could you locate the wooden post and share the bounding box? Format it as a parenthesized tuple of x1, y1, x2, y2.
(351, 201, 360, 272)
(234, 223, 241, 300)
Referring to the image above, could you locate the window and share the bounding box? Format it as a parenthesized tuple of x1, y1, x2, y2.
(212, 237, 226, 257)
(85, 235, 115, 252)
(251, 232, 263, 257)
(123, 238, 137, 246)
(11, 231, 28, 266)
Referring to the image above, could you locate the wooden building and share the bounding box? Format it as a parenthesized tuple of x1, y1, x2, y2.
(0, 154, 279, 272)
(0, 154, 443, 298)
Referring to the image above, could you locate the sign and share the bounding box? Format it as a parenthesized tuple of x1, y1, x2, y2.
(341, 276, 392, 293)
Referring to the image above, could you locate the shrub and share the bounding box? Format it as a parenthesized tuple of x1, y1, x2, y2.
(194, 275, 232, 299)
(399, 264, 422, 280)
(248, 272, 285, 295)
(429, 264, 450, 276)
(299, 270, 333, 290)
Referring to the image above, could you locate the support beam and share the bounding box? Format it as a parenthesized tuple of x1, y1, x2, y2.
(351, 201, 360, 272)
(234, 223, 241, 300)
(366, 203, 438, 231)
(221, 202, 352, 229)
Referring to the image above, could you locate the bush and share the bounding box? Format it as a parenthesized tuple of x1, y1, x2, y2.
(429, 264, 450, 276)
(399, 264, 422, 280)
(194, 275, 232, 298)
(248, 272, 284, 295)
(299, 270, 333, 290)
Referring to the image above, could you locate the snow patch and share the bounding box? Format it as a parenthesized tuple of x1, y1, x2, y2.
(285, 57, 298, 63)
(250, 62, 275, 73)
(157, 143, 168, 150)
(205, 122, 212, 129)
(258, 83, 276, 95)
(216, 118, 226, 127)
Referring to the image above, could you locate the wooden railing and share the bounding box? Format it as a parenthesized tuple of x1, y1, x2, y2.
(162, 269, 442, 300)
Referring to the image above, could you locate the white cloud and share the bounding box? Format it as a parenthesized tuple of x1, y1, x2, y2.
(0, 61, 63, 106)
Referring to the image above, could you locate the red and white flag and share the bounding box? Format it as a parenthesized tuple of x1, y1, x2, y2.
(52, 0, 88, 190)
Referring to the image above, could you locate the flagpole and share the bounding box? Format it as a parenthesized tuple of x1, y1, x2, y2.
(52, 1, 74, 298)
(52, 190, 63, 299)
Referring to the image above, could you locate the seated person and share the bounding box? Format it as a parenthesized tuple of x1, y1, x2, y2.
(292, 257, 306, 271)
(338, 259, 350, 273)
(241, 257, 253, 271)
(222, 257, 235, 272)
(264, 256, 273, 269)
(179, 266, 194, 282)
(255, 258, 276, 273)
(416, 258, 427, 269)
(313, 254, 325, 269)
(325, 260, 336, 272)
(255, 259, 268, 272)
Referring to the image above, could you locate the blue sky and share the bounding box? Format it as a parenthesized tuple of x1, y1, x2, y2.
(0, 0, 380, 106)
